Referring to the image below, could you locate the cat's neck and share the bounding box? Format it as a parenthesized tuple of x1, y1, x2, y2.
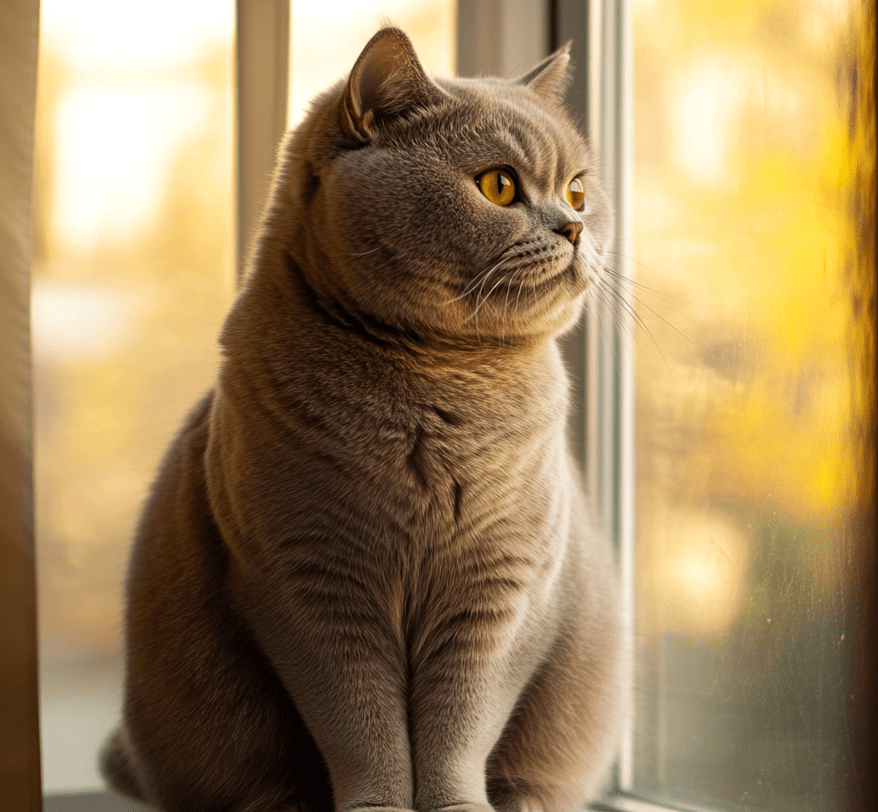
(221, 256, 569, 426)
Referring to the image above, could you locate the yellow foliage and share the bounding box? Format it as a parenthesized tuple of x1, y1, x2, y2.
(633, 0, 870, 637)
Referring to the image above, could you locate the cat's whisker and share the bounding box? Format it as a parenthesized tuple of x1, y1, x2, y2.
(596, 278, 644, 339)
(606, 249, 676, 287)
(602, 266, 672, 301)
(500, 276, 514, 343)
(443, 281, 482, 305)
(595, 285, 665, 389)
(465, 272, 509, 324)
(595, 278, 670, 371)
(471, 276, 493, 339)
(513, 274, 527, 322)
(601, 267, 709, 358)
(595, 283, 642, 356)
(468, 264, 498, 339)
(350, 245, 384, 257)
(602, 268, 727, 367)
(443, 257, 508, 304)
(598, 279, 652, 343)
(592, 284, 639, 368)
(462, 258, 509, 335)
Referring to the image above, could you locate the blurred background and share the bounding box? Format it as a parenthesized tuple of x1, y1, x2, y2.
(33, 0, 873, 809)
(629, 1, 873, 810)
(34, 0, 236, 791)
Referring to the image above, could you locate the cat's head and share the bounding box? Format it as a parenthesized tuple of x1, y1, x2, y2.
(268, 27, 612, 347)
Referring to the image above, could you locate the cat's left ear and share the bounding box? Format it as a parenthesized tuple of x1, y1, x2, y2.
(517, 42, 573, 102)
(341, 27, 446, 142)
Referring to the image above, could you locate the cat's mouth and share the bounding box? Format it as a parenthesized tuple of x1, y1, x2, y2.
(458, 243, 580, 290)
(446, 259, 585, 328)
(496, 251, 588, 296)
(445, 237, 595, 326)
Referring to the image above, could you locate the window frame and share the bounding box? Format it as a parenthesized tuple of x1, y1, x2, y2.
(552, 0, 638, 806)
(235, 0, 290, 281)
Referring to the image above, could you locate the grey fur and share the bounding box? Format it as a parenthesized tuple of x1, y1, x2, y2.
(101, 27, 624, 812)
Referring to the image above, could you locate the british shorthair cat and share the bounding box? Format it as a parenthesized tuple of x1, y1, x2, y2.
(101, 27, 623, 812)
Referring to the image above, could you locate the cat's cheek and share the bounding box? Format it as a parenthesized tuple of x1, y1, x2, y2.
(465, 208, 529, 265)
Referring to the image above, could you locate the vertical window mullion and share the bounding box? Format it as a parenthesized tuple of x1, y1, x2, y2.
(608, 0, 635, 792)
(235, 0, 290, 282)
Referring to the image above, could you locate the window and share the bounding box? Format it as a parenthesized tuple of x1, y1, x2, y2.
(33, 0, 237, 795)
(0, 1, 873, 810)
(590, 1, 876, 811)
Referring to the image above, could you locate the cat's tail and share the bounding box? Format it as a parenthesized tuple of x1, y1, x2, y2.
(99, 726, 149, 804)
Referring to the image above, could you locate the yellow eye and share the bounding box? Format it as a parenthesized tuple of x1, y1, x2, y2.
(477, 169, 516, 206)
(566, 177, 585, 210)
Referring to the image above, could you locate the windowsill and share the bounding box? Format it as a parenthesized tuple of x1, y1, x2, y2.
(592, 793, 723, 812)
(46, 791, 717, 812)
(44, 792, 152, 812)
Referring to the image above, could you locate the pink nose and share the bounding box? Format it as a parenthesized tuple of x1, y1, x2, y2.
(556, 220, 583, 246)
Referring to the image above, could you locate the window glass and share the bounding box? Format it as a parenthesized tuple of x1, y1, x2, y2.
(630, 1, 874, 810)
(34, 0, 235, 793)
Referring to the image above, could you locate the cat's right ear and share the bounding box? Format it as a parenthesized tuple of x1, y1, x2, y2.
(517, 42, 573, 103)
(341, 27, 445, 142)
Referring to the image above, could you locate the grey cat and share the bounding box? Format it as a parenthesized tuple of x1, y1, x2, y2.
(101, 27, 623, 812)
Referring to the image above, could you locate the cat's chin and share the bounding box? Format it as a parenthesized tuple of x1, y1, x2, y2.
(527, 259, 585, 294)
(524, 260, 593, 314)
(506, 253, 592, 301)
(469, 272, 590, 341)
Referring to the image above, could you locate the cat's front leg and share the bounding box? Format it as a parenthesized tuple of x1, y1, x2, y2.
(406, 598, 547, 812)
(229, 560, 414, 812)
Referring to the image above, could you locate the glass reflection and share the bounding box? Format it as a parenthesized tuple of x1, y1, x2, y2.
(631, 0, 874, 809)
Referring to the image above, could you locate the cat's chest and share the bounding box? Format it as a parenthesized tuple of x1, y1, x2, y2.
(392, 408, 568, 542)
(375, 414, 573, 626)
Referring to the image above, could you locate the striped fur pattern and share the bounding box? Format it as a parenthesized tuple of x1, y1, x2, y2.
(101, 27, 624, 812)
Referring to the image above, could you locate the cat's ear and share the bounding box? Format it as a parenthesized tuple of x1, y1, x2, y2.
(341, 27, 445, 142)
(517, 42, 573, 102)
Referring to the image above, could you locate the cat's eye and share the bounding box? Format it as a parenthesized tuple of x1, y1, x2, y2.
(566, 177, 585, 210)
(477, 169, 516, 207)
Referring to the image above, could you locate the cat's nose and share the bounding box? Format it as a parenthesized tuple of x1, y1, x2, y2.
(556, 220, 583, 247)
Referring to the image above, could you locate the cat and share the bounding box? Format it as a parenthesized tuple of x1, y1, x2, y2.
(101, 26, 623, 812)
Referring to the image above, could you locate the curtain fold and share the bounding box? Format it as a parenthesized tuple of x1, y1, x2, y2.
(0, 0, 42, 807)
